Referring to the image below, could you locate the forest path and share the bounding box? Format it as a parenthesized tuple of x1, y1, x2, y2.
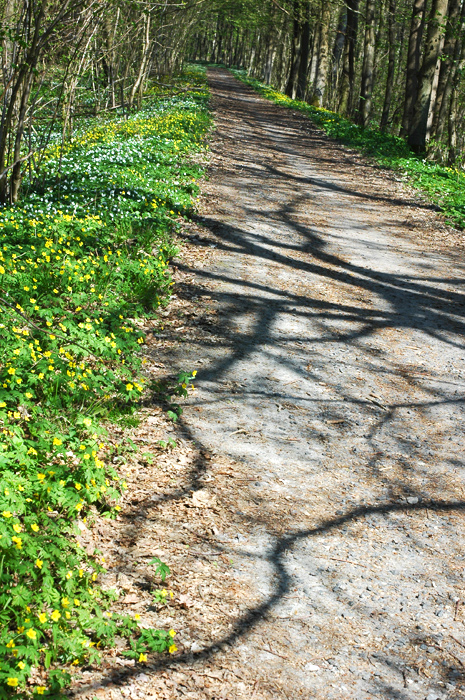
(72, 69, 465, 700)
(163, 69, 465, 700)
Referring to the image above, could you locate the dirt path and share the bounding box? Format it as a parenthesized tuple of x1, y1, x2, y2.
(72, 69, 465, 700)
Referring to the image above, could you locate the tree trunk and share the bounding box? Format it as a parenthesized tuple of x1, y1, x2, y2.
(312, 1, 332, 106)
(407, 0, 449, 152)
(285, 3, 302, 98)
(430, 0, 462, 139)
(330, 5, 347, 109)
(338, 0, 359, 116)
(296, 16, 311, 99)
(380, 0, 397, 131)
(447, 84, 458, 164)
(425, 40, 445, 140)
(358, 0, 376, 126)
(128, 12, 151, 110)
(401, 0, 426, 137)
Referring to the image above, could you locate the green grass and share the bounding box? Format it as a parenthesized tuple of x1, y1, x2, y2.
(0, 66, 210, 698)
(231, 69, 465, 230)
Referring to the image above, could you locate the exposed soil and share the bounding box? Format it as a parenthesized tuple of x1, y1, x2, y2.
(70, 69, 465, 700)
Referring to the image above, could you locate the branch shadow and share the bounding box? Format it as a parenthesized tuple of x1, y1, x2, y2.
(74, 68, 465, 697)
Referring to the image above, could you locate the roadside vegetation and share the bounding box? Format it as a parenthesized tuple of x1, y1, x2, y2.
(0, 66, 210, 698)
(231, 70, 465, 231)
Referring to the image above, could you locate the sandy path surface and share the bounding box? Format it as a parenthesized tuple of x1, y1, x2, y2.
(71, 69, 465, 700)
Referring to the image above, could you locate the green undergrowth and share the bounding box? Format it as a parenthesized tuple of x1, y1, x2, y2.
(0, 66, 210, 697)
(231, 69, 465, 230)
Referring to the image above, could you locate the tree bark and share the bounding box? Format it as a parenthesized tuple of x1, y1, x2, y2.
(401, 0, 426, 137)
(312, 0, 332, 106)
(285, 2, 302, 98)
(380, 0, 397, 131)
(430, 0, 462, 139)
(407, 0, 449, 152)
(358, 0, 376, 126)
(330, 5, 347, 109)
(296, 15, 311, 99)
(338, 0, 359, 116)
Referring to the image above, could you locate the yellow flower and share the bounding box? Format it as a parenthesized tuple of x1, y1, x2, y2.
(38, 613, 47, 624)
(2, 510, 12, 517)
(61, 597, 69, 607)
(6, 678, 18, 687)
(12, 536, 22, 549)
(35, 559, 43, 569)
(75, 483, 81, 490)
(138, 653, 147, 663)
(126, 383, 133, 391)
(17, 661, 25, 670)
(35, 687, 47, 695)
(6, 639, 15, 648)
(53, 438, 62, 446)
(26, 628, 37, 640)
(168, 644, 177, 654)
(192, 370, 197, 377)
(51, 610, 60, 622)
(134, 614, 141, 621)
(83, 418, 91, 427)
(13, 523, 22, 533)
(31, 523, 39, 532)
(169, 629, 176, 637)
(37, 473, 45, 481)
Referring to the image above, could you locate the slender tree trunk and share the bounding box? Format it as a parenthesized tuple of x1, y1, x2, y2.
(307, 24, 320, 91)
(285, 3, 302, 98)
(312, 1, 332, 106)
(430, 0, 462, 139)
(128, 12, 151, 110)
(339, 0, 359, 116)
(401, 0, 426, 137)
(296, 15, 311, 99)
(358, 0, 376, 126)
(425, 39, 445, 140)
(408, 0, 449, 152)
(330, 6, 347, 109)
(447, 85, 458, 164)
(380, 0, 397, 131)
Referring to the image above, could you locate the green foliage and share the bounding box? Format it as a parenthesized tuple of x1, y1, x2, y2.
(232, 70, 465, 230)
(123, 628, 177, 661)
(148, 557, 171, 582)
(0, 68, 210, 697)
(152, 369, 197, 422)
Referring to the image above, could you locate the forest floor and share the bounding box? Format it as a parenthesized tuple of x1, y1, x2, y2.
(70, 68, 465, 700)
